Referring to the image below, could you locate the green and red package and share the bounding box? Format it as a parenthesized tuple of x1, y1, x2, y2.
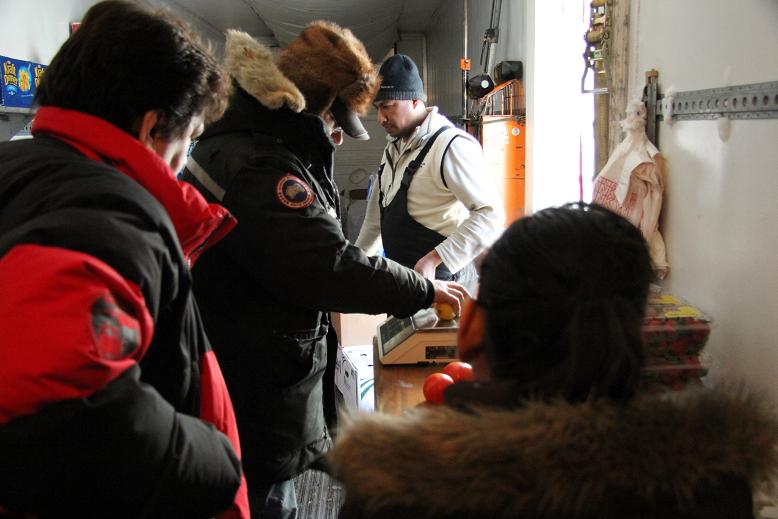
(640, 295, 712, 391)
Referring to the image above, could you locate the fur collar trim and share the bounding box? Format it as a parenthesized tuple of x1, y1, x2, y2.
(329, 388, 778, 517)
(224, 30, 306, 113)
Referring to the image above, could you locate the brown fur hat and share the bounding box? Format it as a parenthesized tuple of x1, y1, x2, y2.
(277, 20, 379, 117)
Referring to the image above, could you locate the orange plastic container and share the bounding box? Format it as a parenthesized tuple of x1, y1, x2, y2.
(481, 116, 526, 225)
(474, 79, 526, 226)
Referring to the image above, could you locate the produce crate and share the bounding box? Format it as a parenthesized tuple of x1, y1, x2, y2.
(640, 295, 712, 391)
(641, 354, 711, 392)
(643, 294, 711, 359)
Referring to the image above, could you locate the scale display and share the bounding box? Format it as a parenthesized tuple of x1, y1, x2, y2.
(376, 308, 458, 365)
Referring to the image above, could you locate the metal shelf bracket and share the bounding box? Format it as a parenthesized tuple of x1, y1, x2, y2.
(0, 107, 35, 141)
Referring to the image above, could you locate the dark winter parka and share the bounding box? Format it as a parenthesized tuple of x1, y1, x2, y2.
(0, 108, 244, 518)
(181, 34, 435, 486)
(329, 385, 778, 519)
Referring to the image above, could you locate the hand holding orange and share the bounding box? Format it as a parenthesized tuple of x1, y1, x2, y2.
(434, 302, 457, 321)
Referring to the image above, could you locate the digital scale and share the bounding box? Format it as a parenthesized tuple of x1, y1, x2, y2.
(376, 308, 459, 365)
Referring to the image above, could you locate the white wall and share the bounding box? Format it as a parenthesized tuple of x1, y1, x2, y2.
(0, 0, 99, 64)
(629, 0, 778, 401)
(333, 112, 387, 241)
(0, 0, 226, 67)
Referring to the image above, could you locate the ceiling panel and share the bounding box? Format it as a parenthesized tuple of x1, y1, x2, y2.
(398, 0, 446, 33)
(245, 0, 402, 60)
(171, 0, 445, 59)
(168, 0, 274, 40)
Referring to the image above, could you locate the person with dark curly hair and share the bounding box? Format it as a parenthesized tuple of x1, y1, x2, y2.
(329, 203, 778, 519)
(0, 2, 248, 517)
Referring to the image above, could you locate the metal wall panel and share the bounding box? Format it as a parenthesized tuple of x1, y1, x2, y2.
(426, 0, 526, 120)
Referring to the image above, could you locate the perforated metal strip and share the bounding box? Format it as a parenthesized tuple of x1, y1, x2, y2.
(656, 81, 778, 121)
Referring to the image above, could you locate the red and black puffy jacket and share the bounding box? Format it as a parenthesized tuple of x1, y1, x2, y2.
(0, 121, 246, 519)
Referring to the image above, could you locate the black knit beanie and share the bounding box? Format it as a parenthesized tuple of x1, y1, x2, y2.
(374, 54, 426, 102)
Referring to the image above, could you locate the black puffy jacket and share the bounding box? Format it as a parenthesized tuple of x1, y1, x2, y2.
(182, 82, 435, 486)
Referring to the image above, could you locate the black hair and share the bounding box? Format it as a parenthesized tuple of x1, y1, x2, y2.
(35, 0, 231, 138)
(478, 202, 653, 403)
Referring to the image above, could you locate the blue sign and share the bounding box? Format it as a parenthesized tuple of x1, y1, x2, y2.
(2, 56, 46, 108)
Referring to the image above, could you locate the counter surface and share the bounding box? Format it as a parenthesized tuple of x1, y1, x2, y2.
(371, 342, 441, 415)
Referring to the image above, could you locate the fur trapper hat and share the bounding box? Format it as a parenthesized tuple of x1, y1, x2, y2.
(277, 20, 379, 118)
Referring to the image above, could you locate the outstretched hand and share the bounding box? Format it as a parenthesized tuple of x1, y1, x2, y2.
(430, 279, 470, 316)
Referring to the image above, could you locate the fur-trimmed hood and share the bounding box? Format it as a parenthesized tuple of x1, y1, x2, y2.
(224, 22, 378, 117)
(329, 388, 778, 518)
(225, 30, 306, 113)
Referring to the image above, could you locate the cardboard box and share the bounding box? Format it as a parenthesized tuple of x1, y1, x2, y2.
(1, 56, 46, 109)
(334, 344, 375, 413)
(331, 313, 386, 347)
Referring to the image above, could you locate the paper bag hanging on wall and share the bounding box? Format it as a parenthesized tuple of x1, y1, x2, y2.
(593, 99, 669, 278)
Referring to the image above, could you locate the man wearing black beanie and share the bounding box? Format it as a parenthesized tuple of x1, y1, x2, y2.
(355, 53, 504, 291)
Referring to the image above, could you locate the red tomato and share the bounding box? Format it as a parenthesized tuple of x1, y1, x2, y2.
(443, 361, 474, 382)
(423, 373, 454, 405)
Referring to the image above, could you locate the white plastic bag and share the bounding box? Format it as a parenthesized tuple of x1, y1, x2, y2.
(593, 100, 668, 277)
